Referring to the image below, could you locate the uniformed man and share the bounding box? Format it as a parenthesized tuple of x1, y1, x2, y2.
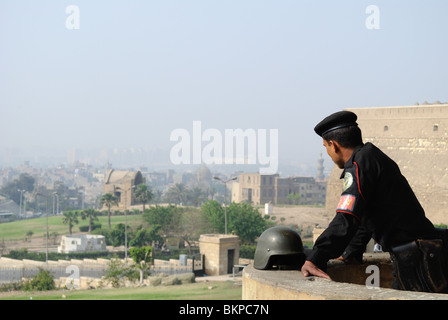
(301, 110, 448, 293)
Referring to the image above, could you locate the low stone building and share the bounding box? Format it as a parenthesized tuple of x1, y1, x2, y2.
(199, 234, 240, 276)
(58, 235, 107, 254)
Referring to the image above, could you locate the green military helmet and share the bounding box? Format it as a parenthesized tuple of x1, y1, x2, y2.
(254, 226, 306, 270)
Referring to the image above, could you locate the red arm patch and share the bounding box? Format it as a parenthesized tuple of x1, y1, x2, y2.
(337, 195, 356, 211)
(336, 195, 360, 222)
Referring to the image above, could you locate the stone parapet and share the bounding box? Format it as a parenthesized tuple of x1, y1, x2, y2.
(242, 253, 448, 300)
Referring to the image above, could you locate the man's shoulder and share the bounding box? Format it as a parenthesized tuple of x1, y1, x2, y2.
(357, 142, 383, 157)
(355, 142, 397, 168)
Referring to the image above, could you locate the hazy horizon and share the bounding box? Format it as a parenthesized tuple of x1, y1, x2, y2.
(1, 1, 447, 173)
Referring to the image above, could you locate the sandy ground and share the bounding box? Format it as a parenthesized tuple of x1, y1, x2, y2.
(267, 205, 332, 228)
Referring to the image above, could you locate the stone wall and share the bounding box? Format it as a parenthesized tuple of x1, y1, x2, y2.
(0, 256, 200, 287)
(242, 253, 448, 300)
(326, 104, 448, 224)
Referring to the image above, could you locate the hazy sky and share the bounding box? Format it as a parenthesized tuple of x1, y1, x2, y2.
(1, 0, 447, 171)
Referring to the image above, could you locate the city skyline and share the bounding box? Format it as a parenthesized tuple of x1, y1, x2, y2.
(0, 145, 327, 178)
(1, 1, 447, 174)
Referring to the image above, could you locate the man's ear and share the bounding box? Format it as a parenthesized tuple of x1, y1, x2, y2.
(328, 140, 341, 153)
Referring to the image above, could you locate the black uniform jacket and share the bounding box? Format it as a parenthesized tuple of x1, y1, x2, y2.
(307, 142, 438, 269)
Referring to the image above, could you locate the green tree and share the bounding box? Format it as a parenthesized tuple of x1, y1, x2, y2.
(49, 231, 59, 245)
(130, 246, 153, 285)
(187, 187, 205, 207)
(178, 208, 211, 253)
(134, 184, 153, 213)
(129, 225, 162, 247)
(287, 192, 302, 205)
(150, 189, 163, 204)
(0, 173, 35, 205)
(144, 206, 208, 253)
(81, 208, 99, 233)
(200, 200, 225, 233)
(206, 186, 217, 201)
(109, 223, 132, 247)
(227, 202, 272, 244)
(201, 200, 272, 244)
(62, 211, 79, 235)
(25, 230, 33, 242)
(143, 205, 182, 236)
(165, 183, 188, 205)
(99, 193, 118, 229)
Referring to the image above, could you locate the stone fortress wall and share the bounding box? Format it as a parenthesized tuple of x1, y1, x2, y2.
(326, 103, 448, 225)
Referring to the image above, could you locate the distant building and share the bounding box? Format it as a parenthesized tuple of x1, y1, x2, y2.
(102, 169, 145, 210)
(147, 171, 170, 187)
(316, 152, 325, 181)
(231, 173, 326, 206)
(58, 235, 107, 253)
(0, 212, 15, 222)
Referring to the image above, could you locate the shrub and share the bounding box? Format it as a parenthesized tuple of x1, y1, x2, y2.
(161, 276, 181, 286)
(240, 244, 256, 259)
(102, 257, 137, 288)
(4, 248, 126, 261)
(79, 223, 102, 232)
(22, 269, 55, 291)
(0, 282, 23, 292)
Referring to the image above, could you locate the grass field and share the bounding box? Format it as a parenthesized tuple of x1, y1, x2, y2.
(0, 214, 145, 242)
(0, 281, 242, 300)
(0, 212, 245, 301)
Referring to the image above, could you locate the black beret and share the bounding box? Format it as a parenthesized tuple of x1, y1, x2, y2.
(314, 111, 358, 137)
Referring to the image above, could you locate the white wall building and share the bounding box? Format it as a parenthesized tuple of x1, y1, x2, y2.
(58, 235, 107, 253)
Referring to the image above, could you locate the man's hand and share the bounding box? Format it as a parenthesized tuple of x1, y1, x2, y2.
(301, 260, 331, 280)
(336, 255, 362, 265)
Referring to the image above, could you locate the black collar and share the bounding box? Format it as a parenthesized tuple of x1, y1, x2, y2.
(339, 143, 365, 178)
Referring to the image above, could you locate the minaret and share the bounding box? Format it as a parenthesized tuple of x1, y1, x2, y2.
(317, 152, 325, 181)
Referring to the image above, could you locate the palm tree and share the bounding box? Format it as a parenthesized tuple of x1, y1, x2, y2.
(99, 193, 118, 229)
(206, 186, 217, 200)
(81, 208, 99, 233)
(152, 189, 163, 204)
(134, 184, 153, 213)
(188, 187, 205, 207)
(62, 211, 79, 235)
(165, 183, 188, 205)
